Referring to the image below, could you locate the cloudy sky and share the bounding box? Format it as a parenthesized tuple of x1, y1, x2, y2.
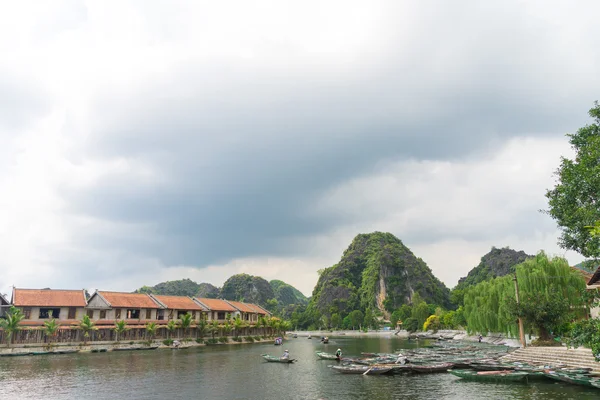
(1, 0, 599, 298)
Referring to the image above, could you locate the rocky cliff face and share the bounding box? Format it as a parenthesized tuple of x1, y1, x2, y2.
(196, 283, 219, 299)
(455, 247, 533, 290)
(310, 232, 451, 317)
(220, 274, 275, 306)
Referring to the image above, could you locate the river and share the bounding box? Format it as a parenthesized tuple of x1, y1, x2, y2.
(1, 336, 598, 399)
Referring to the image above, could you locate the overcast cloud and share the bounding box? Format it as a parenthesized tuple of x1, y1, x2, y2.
(1, 0, 598, 297)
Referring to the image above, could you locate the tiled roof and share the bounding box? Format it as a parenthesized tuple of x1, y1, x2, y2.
(195, 298, 237, 312)
(97, 291, 161, 309)
(0, 292, 9, 305)
(586, 265, 600, 286)
(152, 295, 205, 310)
(247, 303, 270, 315)
(226, 300, 260, 313)
(12, 289, 86, 307)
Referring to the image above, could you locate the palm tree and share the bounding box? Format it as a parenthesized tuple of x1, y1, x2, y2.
(145, 322, 158, 342)
(209, 320, 220, 340)
(256, 316, 266, 337)
(0, 306, 25, 347)
(233, 316, 244, 339)
(43, 319, 60, 348)
(196, 319, 207, 340)
(223, 320, 233, 338)
(179, 313, 193, 339)
(166, 320, 177, 340)
(79, 315, 97, 345)
(114, 320, 128, 342)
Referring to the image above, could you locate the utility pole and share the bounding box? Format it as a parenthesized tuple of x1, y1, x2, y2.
(513, 274, 526, 348)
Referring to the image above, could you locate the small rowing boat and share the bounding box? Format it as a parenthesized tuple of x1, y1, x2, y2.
(331, 365, 393, 375)
(449, 369, 529, 382)
(261, 354, 296, 363)
(316, 351, 339, 360)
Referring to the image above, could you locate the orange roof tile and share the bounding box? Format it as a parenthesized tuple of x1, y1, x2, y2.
(247, 303, 270, 315)
(152, 295, 205, 310)
(196, 298, 237, 312)
(12, 289, 86, 307)
(98, 291, 161, 309)
(226, 300, 259, 313)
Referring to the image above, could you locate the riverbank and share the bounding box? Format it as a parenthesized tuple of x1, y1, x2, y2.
(0, 336, 277, 356)
(290, 329, 529, 347)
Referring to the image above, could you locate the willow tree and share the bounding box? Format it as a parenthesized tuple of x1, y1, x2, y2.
(463, 252, 586, 338)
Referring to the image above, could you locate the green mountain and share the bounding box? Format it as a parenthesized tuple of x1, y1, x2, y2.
(196, 283, 219, 299)
(135, 278, 200, 297)
(455, 247, 533, 290)
(270, 280, 308, 306)
(309, 232, 451, 317)
(220, 274, 275, 306)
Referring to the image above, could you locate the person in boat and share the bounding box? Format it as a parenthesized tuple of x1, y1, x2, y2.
(281, 349, 290, 360)
(335, 348, 342, 360)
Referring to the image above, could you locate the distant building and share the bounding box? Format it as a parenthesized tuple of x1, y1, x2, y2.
(225, 300, 270, 324)
(0, 292, 10, 318)
(193, 298, 238, 322)
(150, 294, 208, 322)
(86, 291, 163, 326)
(586, 265, 600, 318)
(11, 288, 87, 325)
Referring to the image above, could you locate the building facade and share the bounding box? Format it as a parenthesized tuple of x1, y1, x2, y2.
(150, 295, 208, 321)
(10, 288, 87, 325)
(86, 291, 163, 325)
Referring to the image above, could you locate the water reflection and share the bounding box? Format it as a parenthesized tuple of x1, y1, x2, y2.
(0, 337, 599, 400)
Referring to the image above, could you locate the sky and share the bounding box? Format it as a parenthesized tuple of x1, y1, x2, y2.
(1, 0, 599, 298)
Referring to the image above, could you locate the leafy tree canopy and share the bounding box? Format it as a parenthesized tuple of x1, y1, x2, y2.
(545, 101, 600, 259)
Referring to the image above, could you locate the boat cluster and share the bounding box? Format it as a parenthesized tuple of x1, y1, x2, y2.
(315, 341, 600, 389)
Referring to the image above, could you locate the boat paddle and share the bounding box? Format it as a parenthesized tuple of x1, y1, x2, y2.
(363, 367, 373, 375)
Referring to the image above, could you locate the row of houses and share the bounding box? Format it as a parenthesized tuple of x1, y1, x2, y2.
(0, 288, 270, 326)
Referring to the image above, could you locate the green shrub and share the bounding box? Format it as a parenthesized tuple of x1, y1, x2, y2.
(254, 336, 262, 341)
(244, 336, 255, 343)
(218, 337, 229, 343)
(233, 337, 242, 342)
(195, 338, 204, 344)
(205, 338, 218, 345)
(163, 339, 174, 346)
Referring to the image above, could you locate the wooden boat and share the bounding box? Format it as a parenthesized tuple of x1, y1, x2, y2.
(316, 351, 339, 360)
(0, 352, 32, 357)
(113, 345, 159, 352)
(543, 371, 595, 387)
(331, 365, 393, 375)
(449, 369, 529, 382)
(261, 354, 296, 363)
(410, 362, 455, 373)
(54, 349, 80, 354)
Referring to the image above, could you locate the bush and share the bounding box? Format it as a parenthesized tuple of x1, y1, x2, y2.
(244, 336, 255, 343)
(218, 337, 229, 343)
(195, 338, 204, 344)
(205, 338, 218, 345)
(403, 318, 419, 333)
(163, 339, 174, 346)
(254, 336, 262, 341)
(233, 337, 242, 342)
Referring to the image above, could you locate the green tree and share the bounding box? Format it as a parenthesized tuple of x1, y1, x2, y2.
(349, 310, 364, 330)
(330, 313, 341, 329)
(209, 320, 220, 339)
(363, 308, 374, 330)
(196, 318, 208, 339)
(114, 320, 128, 342)
(0, 307, 25, 347)
(179, 313, 194, 338)
(145, 322, 158, 341)
(79, 315, 97, 345)
(166, 320, 177, 339)
(43, 319, 60, 347)
(233, 316, 245, 338)
(403, 317, 419, 333)
(398, 304, 412, 321)
(545, 101, 600, 260)
(423, 315, 441, 332)
(412, 303, 430, 330)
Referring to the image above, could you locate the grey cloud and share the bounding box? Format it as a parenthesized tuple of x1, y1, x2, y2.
(57, 1, 600, 271)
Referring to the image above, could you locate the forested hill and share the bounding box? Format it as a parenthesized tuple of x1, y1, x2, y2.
(308, 232, 451, 318)
(135, 275, 306, 310)
(454, 247, 533, 290)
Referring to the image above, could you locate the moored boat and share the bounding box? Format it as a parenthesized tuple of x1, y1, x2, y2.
(410, 362, 455, 373)
(543, 371, 596, 387)
(331, 365, 393, 375)
(449, 369, 529, 382)
(262, 354, 296, 363)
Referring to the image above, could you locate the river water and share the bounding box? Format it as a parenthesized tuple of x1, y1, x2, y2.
(1, 336, 598, 400)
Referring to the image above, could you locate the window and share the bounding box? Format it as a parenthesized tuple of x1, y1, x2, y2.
(23, 307, 32, 319)
(100, 310, 106, 319)
(177, 310, 187, 319)
(157, 310, 164, 320)
(217, 312, 226, 320)
(87, 309, 94, 318)
(115, 309, 121, 319)
(146, 309, 152, 319)
(39, 308, 61, 319)
(68, 307, 76, 319)
(127, 309, 140, 319)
